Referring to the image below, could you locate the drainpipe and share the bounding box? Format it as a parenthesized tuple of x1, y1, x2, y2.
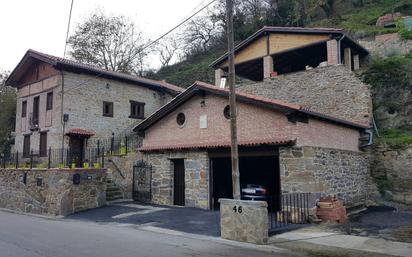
(60, 70, 65, 151)
(337, 34, 346, 64)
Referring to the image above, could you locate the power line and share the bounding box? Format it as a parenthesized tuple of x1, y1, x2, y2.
(63, 0, 74, 58)
(63, 0, 218, 94)
(137, 0, 217, 55)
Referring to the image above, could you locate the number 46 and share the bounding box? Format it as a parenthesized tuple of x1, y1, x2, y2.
(233, 205, 242, 213)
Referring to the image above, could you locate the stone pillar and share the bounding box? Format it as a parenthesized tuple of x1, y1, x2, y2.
(353, 54, 360, 70)
(263, 55, 274, 79)
(215, 68, 225, 87)
(219, 199, 268, 244)
(344, 48, 352, 70)
(326, 39, 339, 65)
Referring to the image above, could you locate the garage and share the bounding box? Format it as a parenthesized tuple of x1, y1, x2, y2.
(209, 147, 281, 210)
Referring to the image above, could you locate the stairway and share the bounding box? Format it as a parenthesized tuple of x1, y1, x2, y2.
(106, 179, 123, 202)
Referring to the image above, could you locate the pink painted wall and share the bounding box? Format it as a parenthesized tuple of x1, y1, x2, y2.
(142, 93, 360, 152)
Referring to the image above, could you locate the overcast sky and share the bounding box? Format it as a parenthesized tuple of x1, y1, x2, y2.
(0, 0, 210, 72)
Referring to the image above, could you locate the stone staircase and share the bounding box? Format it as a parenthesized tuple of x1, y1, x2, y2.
(106, 179, 123, 202)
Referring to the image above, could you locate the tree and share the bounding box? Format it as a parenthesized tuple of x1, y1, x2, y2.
(0, 70, 16, 155)
(183, 15, 222, 56)
(68, 11, 149, 75)
(157, 36, 182, 67)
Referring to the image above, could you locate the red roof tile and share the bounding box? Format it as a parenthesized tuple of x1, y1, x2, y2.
(66, 128, 95, 137)
(139, 138, 295, 152)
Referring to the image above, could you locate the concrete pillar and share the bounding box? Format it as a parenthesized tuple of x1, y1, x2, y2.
(263, 55, 274, 79)
(215, 68, 225, 87)
(326, 39, 339, 65)
(353, 54, 360, 70)
(344, 48, 352, 70)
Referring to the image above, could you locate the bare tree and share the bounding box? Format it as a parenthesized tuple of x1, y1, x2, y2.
(68, 11, 149, 75)
(183, 15, 222, 55)
(157, 36, 182, 67)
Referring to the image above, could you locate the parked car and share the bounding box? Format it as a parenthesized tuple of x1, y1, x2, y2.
(241, 184, 270, 201)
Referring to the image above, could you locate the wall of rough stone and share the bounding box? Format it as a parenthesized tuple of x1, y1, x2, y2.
(371, 143, 412, 206)
(279, 146, 372, 207)
(13, 70, 176, 155)
(0, 168, 106, 216)
(107, 152, 142, 199)
(359, 33, 412, 58)
(143, 151, 209, 209)
(237, 65, 372, 126)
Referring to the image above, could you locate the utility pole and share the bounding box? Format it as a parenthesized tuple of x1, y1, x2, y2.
(226, 0, 241, 200)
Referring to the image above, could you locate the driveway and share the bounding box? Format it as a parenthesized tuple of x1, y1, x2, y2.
(66, 201, 221, 237)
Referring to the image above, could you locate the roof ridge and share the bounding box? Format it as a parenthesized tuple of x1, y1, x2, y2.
(26, 49, 183, 93)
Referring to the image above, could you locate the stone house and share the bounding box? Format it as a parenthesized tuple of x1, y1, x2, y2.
(134, 81, 371, 210)
(5, 49, 182, 165)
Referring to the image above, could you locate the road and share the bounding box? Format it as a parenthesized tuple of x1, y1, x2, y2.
(0, 210, 303, 257)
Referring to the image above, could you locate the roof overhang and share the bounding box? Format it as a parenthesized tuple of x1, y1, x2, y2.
(210, 26, 369, 69)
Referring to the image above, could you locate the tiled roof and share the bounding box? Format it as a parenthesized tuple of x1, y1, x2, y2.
(7, 49, 183, 94)
(139, 138, 295, 152)
(134, 81, 369, 133)
(66, 128, 95, 137)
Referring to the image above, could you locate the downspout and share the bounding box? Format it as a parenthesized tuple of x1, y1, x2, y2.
(337, 34, 346, 64)
(60, 70, 65, 151)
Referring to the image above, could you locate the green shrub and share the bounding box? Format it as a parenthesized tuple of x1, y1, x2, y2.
(377, 129, 412, 147)
(397, 17, 412, 40)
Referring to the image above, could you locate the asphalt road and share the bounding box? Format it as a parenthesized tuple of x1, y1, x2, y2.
(0, 210, 304, 257)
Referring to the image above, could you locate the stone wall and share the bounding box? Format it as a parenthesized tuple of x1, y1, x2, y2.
(359, 33, 412, 58)
(279, 146, 372, 207)
(143, 150, 209, 209)
(237, 65, 372, 126)
(371, 143, 412, 206)
(107, 152, 141, 199)
(0, 168, 106, 216)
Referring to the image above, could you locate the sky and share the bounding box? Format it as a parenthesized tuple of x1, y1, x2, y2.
(0, 0, 211, 72)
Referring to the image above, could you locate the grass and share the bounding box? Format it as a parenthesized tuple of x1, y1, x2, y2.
(310, 0, 412, 38)
(377, 129, 412, 147)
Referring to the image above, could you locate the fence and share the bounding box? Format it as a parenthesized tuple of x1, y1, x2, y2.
(0, 134, 142, 170)
(268, 193, 311, 233)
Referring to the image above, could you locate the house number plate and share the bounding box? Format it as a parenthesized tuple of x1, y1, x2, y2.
(233, 205, 243, 213)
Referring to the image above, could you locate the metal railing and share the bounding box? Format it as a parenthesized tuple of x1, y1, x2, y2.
(268, 193, 311, 232)
(0, 134, 142, 170)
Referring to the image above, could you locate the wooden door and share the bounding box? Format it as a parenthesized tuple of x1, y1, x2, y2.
(173, 159, 185, 206)
(69, 136, 84, 168)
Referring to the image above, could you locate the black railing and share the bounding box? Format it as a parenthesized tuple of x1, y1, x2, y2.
(268, 193, 311, 232)
(0, 134, 142, 170)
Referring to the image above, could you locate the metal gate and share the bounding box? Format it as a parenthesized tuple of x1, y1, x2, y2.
(133, 160, 152, 203)
(268, 192, 311, 233)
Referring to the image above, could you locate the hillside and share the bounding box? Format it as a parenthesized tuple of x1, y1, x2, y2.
(148, 0, 412, 88)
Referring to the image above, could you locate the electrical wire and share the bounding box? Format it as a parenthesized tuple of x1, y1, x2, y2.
(63, 0, 74, 58)
(62, 0, 218, 94)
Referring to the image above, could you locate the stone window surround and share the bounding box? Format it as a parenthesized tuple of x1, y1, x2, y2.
(102, 101, 114, 117)
(129, 100, 145, 119)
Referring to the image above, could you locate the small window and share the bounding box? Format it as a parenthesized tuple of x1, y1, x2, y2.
(46, 92, 53, 110)
(130, 101, 145, 119)
(176, 113, 186, 126)
(23, 135, 30, 158)
(22, 101, 27, 117)
(103, 101, 113, 117)
(39, 132, 47, 157)
(223, 105, 230, 119)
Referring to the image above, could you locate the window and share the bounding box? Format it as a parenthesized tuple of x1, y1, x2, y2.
(223, 105, 230, 119)
(103, 101, 113, 117)
(32, 96, 40, 125)
(23, 135, 30, 158)
(46, 92, 53, 110)
(130, 101, 145, 119)
(22, 101, 27, 117)
(39, 132, 47, 157)
(176, 113, 186, 126)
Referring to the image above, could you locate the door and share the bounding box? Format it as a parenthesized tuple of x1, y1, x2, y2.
(173, 159, 185, 206)
(69, 136, 84, 167)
